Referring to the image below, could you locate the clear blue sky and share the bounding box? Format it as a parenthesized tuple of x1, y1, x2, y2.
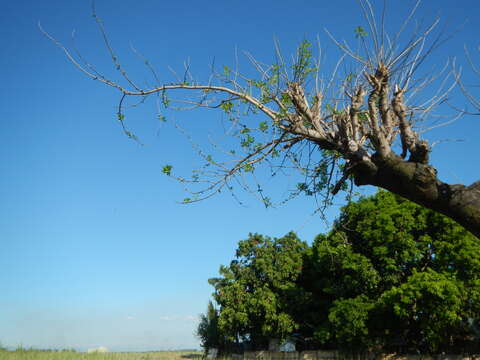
(1, 0, 480, 352)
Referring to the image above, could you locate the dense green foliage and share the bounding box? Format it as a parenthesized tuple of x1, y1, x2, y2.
(208, 233, 308, 350)
(300, 192, 480, 353)
(202, 192, 480, 354)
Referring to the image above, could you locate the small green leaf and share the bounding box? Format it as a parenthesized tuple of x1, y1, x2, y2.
(354, 26, 368, 38)
(297, 183, 308, 192)
(254, 143, 264, 151)
(263, 197, 272, 208)
(259, 122, 268, 132)
(162, 94, 170, 108)
(223, 65, 231, 77)
(162, 165, 173, 176)
(244, 164, 254, 172)
(358, 112, 369, 122)
(280, 92, 292, 106)
(241, 134, 255, 148)
(221, 101, 234, 113)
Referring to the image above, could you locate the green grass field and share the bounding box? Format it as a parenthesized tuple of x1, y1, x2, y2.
(0, 349, 203, 360)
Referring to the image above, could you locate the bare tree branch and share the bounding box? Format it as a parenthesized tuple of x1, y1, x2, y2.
(42, 0, 480, 238)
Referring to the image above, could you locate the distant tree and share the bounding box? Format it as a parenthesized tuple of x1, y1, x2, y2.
(196, 301, 233, 355)
(209, 232, 308, 350)
(300, 191, 480, 353)
(42, 1, 480, 237)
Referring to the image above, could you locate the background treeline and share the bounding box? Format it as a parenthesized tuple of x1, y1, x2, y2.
(197, 192, 480, 355)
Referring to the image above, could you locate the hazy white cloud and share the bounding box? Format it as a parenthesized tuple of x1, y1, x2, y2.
(126, 315, 136, 320)
(158, 315, 196, 321)
(87, 346, 108, 353)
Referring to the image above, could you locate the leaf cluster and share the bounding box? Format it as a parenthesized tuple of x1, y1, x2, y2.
(208, 233, 308, 349)
(204, 191, 480, 354)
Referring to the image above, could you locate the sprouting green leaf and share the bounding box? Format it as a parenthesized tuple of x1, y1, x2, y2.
(240, 127, 250, 134)
(271, 64, 282, 73)
(280, 92, 292, 106)
(124, 130, 139, 142)
(221, 101, 234, 113)
(303, 119, 313, 128)
(358, 112, 369, 123)
(157, 114, 166, 122)
(223, 65, 231, 77)
(297, 183, 308, 192)
(345, 73, 355, 82)
(259, 122, 268, 132)
(354, 26, 368, 38)
(248, 79, 267, 89)
(254, 143, 264, 152)
(263, 197, 272, 208)
(325, 104, 341, 115)
(292, 40, 317, 82)
(117, 113, 125, 122)
(162, 165, 173, 176)
(183, 197, 191, 203)
(241, 134, 255, 148)
(269, 74, 279, 85)
(162, 95, 170, 108)
(244, 164, 254, 172)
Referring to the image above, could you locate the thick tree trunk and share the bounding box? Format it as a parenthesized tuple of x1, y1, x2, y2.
(353, 153, 480, 239)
